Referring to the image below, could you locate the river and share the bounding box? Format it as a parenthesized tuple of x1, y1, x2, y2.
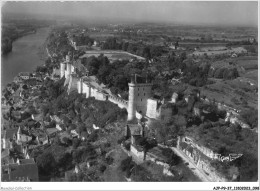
(1, 27, 50, 90)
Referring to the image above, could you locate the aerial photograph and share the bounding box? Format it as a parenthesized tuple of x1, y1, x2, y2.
(1, 0, 258, 188)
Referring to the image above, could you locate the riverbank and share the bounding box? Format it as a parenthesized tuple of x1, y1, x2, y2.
(1, 27, 51, 89)
(2, 29, 37, 56)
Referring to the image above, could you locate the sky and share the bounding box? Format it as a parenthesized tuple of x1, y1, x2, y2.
(1, 1, 258, 27)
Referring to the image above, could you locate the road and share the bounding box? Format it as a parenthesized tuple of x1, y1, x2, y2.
(158, 144, 212, 182)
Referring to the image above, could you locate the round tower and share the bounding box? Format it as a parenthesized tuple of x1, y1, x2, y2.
(60, 62, 66, 78)
(128, 82, 137, 121)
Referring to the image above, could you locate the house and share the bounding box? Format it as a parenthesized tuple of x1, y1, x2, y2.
(231, 53, 238, 58)
(80, 131, 88, 141)
(92, 41, 99, 47)
(2, 149, 15, 166)
(50, 115, 62, 124)
(2, 161, 39, 182)
(126, 122, 146, 161)
(93, 124, 100, 130)
(171, 92, 179, 104)
(130, 136, 145, 161)
(46, 128, 59, 136)
(193, 102, 203, 117)
(32, 73, 42, 81)
(56, 124, 63, 131)
(2, 128, 18, 149)
(125, 123, 143, 138)
(177, 136, 231, 181)
(71, 129, 80, 138)
(13, 76, 23, 83)
(19, 72, 30, 80)
(171, 78, 181, 85)
(16, 127, 32, 145)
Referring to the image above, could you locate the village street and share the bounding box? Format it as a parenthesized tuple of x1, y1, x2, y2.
(158, 144, 211, 182)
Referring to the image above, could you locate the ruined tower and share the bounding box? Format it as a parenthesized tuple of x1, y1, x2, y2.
(127, 75, 152, 121)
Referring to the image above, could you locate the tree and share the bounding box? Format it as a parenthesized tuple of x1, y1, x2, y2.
(72, 149, 84, 164)
(162, 148, 182, 166)
(180, 52, 187, 61)
(174, 115, 187, 128)
(142, 46, 151, 59)
(36, 66, 48, 74)
(62, 137, 71, 145)
(240, 108, 258, 129)
(72, 138, 81, 149)
(97, 64, 112, 85)
(156, 125, 170, 144)
(83, 56, 100, 75)
(120, 157, 134, 172)
(36, 152, 57, 175)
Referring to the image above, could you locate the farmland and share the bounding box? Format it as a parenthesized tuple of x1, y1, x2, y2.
(80, 50, 145, 61)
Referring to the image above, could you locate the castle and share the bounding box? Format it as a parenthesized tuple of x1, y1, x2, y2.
(60, 53, 173, 122)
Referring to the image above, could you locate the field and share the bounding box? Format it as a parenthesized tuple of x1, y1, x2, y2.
(200, 78, 257, 110)
(179, 54, 258, 111)
(192, 46, 247, 56)
(236, 59, 258, 71)
(243, 70, 258, 82)
(80, 50, 145, 61)
(235, 56, 258, 83)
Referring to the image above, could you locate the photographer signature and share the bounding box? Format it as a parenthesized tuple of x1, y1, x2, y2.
(213, 154, 243, 162)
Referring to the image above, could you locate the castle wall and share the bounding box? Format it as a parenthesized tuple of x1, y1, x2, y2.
(65, 63, 72, 80)
(77, 79, 83, 94)
(60, 63, 66, 78)
(146, 99, 172, 122)
(146, 99, 159, 119)
(63, 59, 170, 121)
(108, 95, 128, 109)
(80, 80, 128, 106)
(82, 83, 91, 98)
(94, 90, 106, 101)
(68, 74, 79, 94)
